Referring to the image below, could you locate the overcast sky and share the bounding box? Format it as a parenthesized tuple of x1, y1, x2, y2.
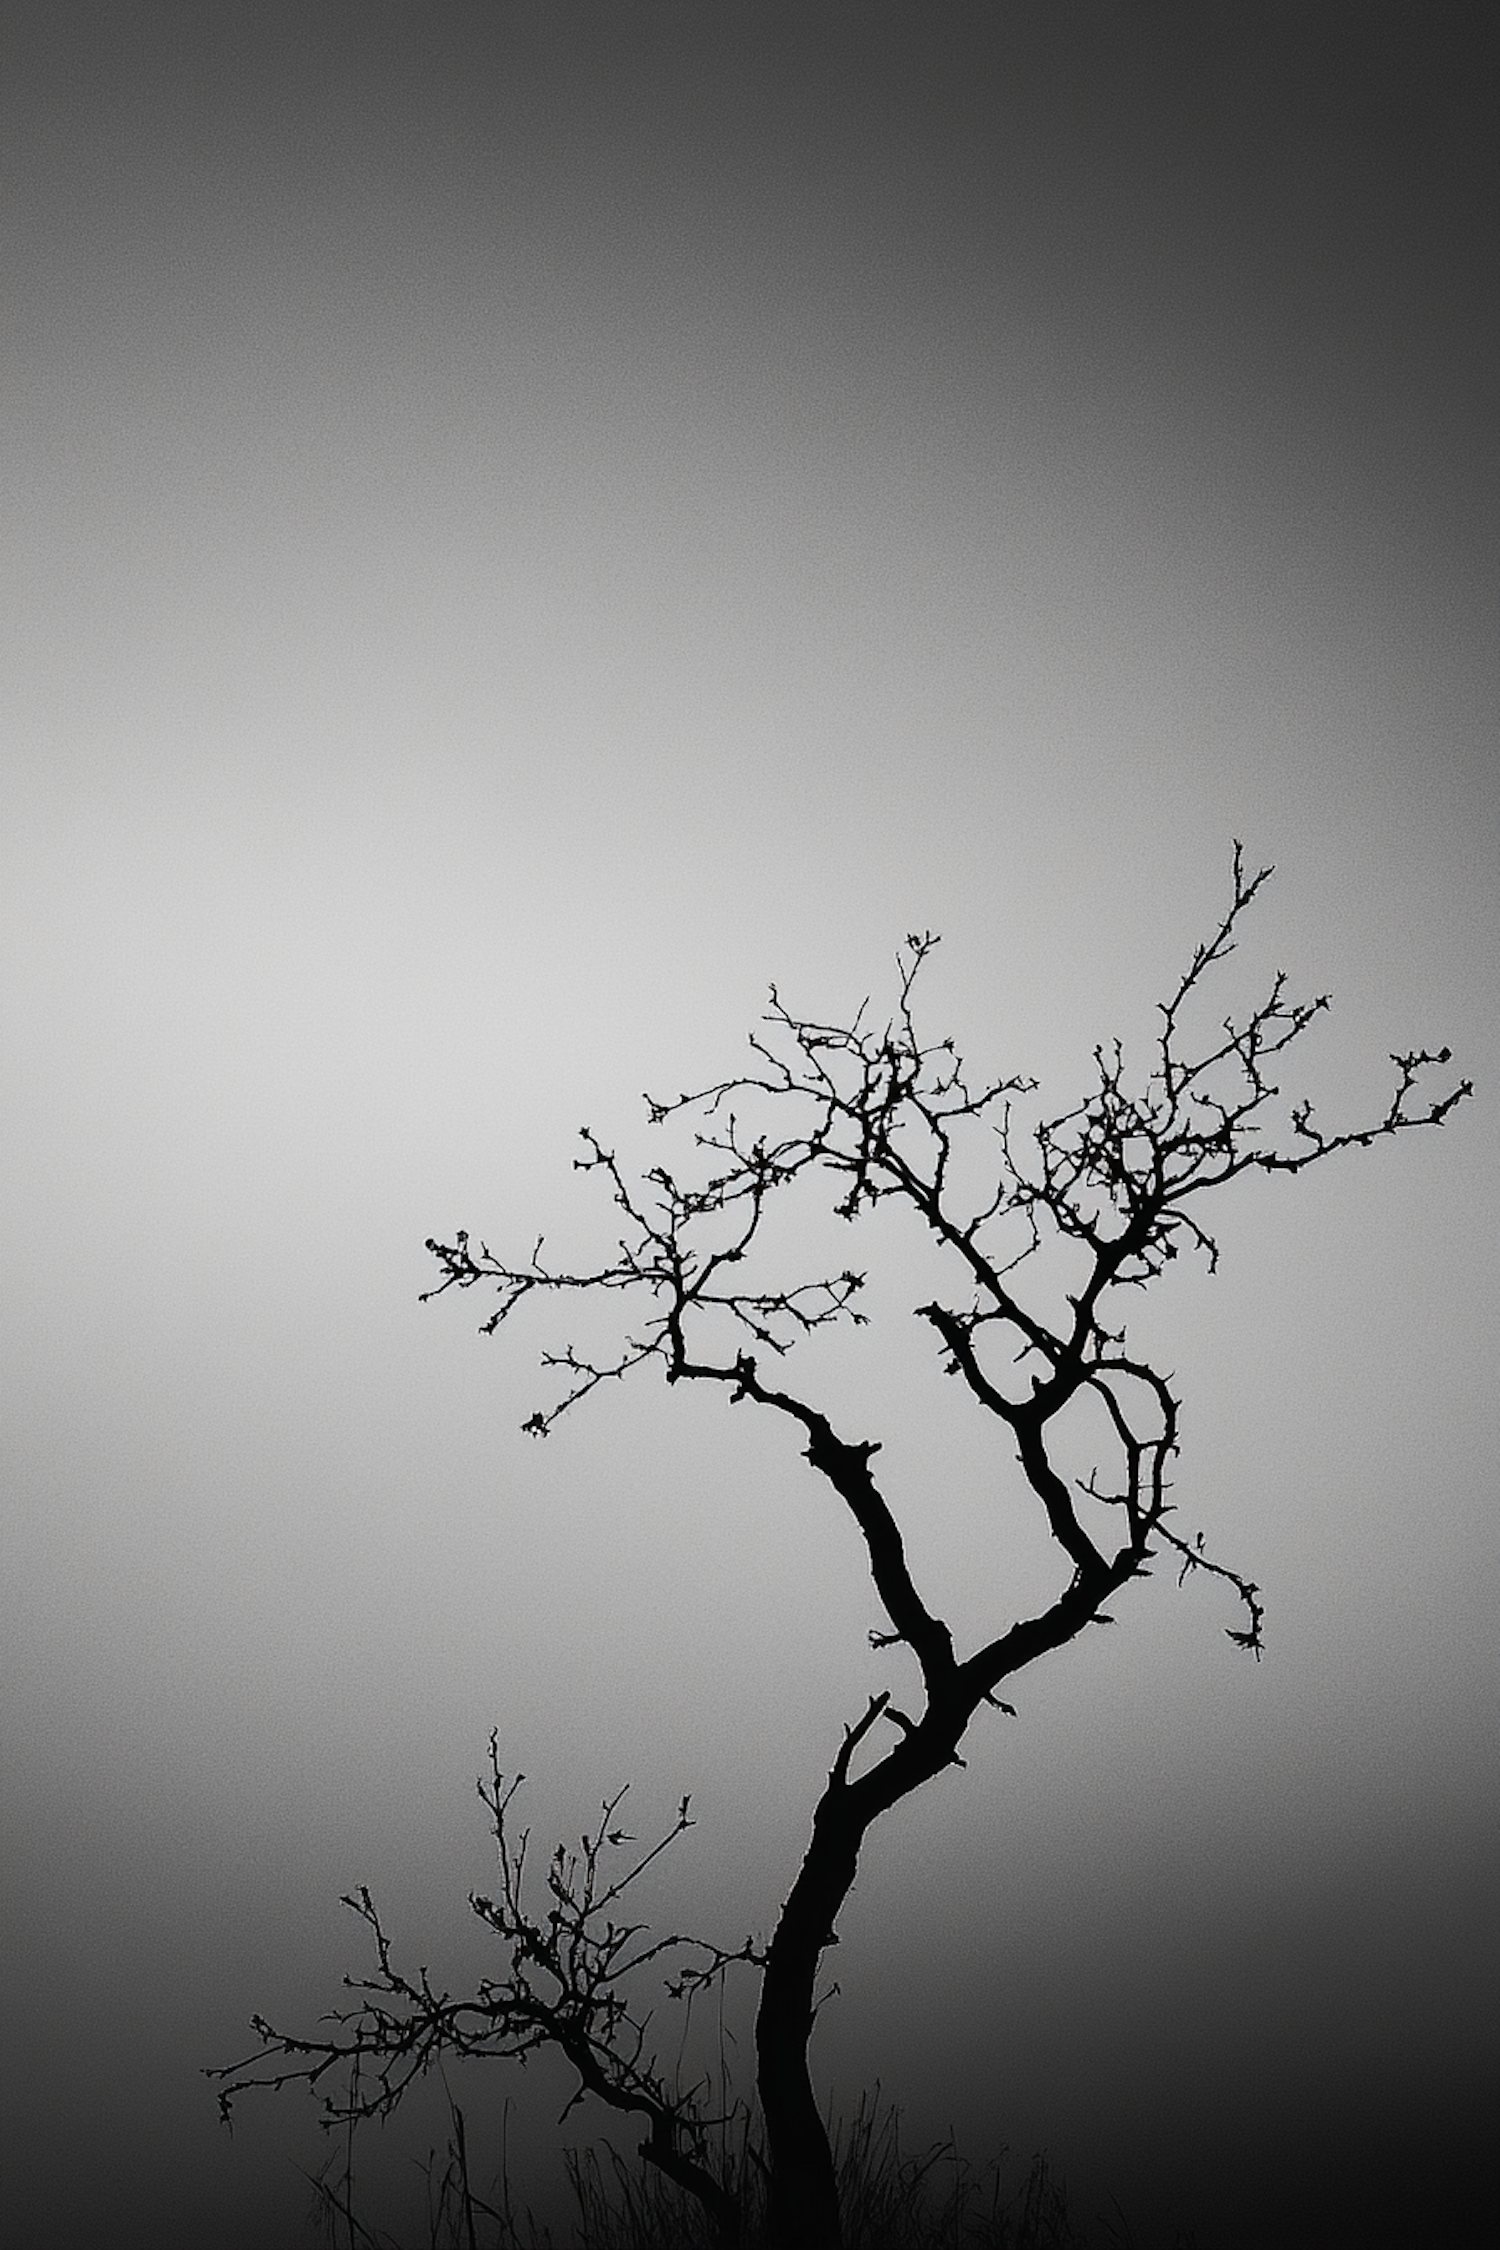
(3, 7, 1496, 2247)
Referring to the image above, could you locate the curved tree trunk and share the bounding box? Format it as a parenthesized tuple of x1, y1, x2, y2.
(755, 1789, 866, 2250)
(754, 1705, 962, 2250)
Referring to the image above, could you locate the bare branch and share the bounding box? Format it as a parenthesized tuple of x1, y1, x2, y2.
(422, 848, 1466, 1724)
(210, 1745, 760, 2243)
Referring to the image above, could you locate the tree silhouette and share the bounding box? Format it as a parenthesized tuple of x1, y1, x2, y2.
(214, 850, 1469, 2248)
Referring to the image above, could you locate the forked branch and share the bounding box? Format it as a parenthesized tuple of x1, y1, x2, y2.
(423, 850, 1467, 1693)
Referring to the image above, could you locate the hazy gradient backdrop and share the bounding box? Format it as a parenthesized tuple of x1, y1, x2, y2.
(3, 6, 1496, 2246)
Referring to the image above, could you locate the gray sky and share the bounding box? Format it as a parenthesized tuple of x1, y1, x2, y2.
(3, 6, 1496, 2245)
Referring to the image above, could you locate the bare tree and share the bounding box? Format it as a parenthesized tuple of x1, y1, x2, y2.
(215, 850, 1468, 2249)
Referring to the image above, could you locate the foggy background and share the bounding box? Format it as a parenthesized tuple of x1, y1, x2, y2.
(3, 5, 1495, 2245)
